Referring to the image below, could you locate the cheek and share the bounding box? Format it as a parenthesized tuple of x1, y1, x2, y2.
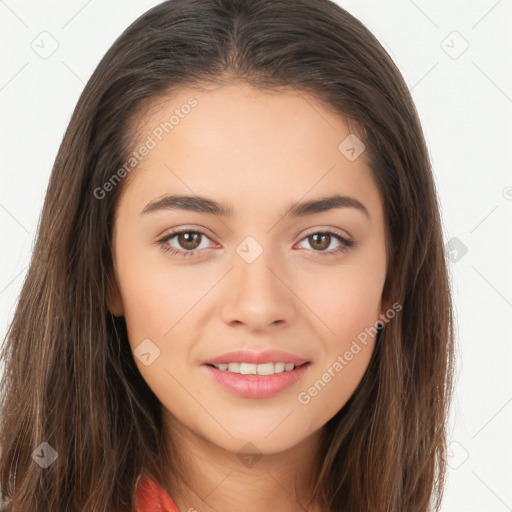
(298, 337, 375, 432)
(116, 250, 207, 344)
(294, 257, 383, 420)
(304, 258, 384, 341)
(297, 278, 379, 424)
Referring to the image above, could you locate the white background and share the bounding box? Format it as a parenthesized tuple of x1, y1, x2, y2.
(1, 1, 511, 510)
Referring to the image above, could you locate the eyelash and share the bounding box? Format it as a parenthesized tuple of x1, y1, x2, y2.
(156, 228, 355, 259)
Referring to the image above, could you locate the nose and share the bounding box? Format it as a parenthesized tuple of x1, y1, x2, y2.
(219, 248, 297, 332)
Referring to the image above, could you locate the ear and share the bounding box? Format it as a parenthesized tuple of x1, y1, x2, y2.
(105, 267, 124, 317)
(380, 298, 391, 316)
(379, 277, 391, 318)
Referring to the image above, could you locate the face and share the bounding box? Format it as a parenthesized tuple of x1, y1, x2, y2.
(107, 81, 389, 456)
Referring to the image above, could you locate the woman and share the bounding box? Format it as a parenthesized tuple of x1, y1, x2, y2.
(0, 0, 455, 510)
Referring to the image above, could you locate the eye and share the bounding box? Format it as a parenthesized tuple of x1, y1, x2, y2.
(157, 229, 217, 258)
(295, 229, 355, 257)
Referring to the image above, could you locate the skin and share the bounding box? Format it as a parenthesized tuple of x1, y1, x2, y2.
(107, 81, 389, 512)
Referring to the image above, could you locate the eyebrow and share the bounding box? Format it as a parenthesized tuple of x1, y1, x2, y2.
(141, 193, 371, 221)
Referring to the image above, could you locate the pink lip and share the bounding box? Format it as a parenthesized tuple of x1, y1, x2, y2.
(202, 362, 311, 399)
(202, 349, 310, 366)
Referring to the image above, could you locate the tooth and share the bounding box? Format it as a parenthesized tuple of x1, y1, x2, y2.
(227, 363, 241, 373)
(240, 363, 257, 375)
(256, 362, 275, 375)
(274, 362, 285, 373)
(216, 362, 299, 374)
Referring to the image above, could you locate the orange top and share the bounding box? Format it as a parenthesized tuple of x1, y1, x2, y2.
(133, 474, 180, 512)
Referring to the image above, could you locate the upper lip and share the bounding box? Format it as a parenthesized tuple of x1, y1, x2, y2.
(203, 349, 310, 366)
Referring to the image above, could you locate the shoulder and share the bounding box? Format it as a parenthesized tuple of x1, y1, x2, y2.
(133, 473, 180, 512)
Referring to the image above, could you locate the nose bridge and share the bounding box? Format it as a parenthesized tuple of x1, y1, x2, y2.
(234, 233, 283, 299)
(220, 233, 295, 328)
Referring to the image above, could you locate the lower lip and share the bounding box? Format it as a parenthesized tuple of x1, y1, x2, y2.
(202, 363, 311, 399)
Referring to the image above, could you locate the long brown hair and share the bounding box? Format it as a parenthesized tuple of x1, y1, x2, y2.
(0, 0, 455, 510)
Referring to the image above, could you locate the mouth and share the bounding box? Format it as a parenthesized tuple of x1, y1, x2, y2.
(202, 349, 310, 367)
(202, 361, 312, 399)
(205, 361, 309, 375)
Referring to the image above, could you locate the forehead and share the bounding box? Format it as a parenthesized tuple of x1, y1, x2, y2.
(119, 81, 383, 224)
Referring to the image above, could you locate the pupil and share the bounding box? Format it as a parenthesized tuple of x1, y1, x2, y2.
(312, 234, 329, 250)
(179, 232, 200, 250)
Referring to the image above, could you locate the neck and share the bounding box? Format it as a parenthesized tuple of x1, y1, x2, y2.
(161, 411, 324, 512)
